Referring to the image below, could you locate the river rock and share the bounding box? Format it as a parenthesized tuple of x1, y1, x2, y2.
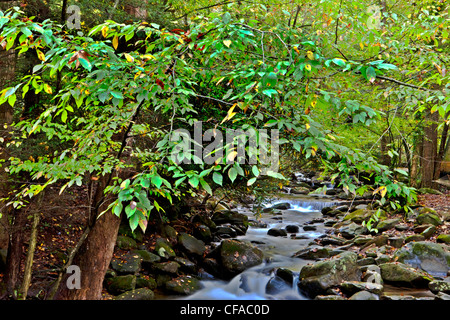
(175, 257, 197, 273)
(155, 238, 176, 259)
(339, 222, 367, 239)
(298, 251, 361, 298)
(178, 233, 206, 256)
(265, 275, 292, 295)
(315, 295, 347, 300)
(394, 241, 450, 277)
(293, 245, 334, 260)
(348, 291, 379, 300)
(285, 225, 300, 233)
(110, 253, 142, 274)
(343, 209, 386, 224)
(416, 212, 443, 226)
(152, 261, 180, 274)
(339, 281, 384, 295)
(437, 234, 450, 244)
(132, 249, 160, 268)
(136, 275, 157, 290)
(217, 239, 264, 279)
(428, 280, 450, 294)
(270, 202, 291, 210)
(376, 218, 401, 232)
(116, 235, 138, 250)
(421, 225, 437, 239)
(105, 274, 136, 295)
(379, 262, 432, 287)
(115, 288, 155, 300)
(267, 228, 287, 237)
(165, 275, 203, 295)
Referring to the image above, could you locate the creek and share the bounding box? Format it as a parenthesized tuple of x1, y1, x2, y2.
(184, 195, 339, 300)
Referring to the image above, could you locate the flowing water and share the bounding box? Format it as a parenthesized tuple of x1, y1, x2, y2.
(185, 195, 338, 300)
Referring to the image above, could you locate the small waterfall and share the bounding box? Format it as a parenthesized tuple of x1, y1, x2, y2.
(267, 196, 338, 212)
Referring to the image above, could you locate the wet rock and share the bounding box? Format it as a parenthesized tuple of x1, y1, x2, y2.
(217, 239, 264, 279)
(394, 241, 450, 277)
(293, 245, 334, 260)
(340, 281, 384, 295)
(165, 275, 203, 295)
(405, 234, 425, 243)
(276, 268, 295, 285)
(435, 292, 450, 300)
(303, 225, 317, 231)
(348, 291, 379, 300)
(175, 257, 197, 273)
(115, 288, 154, 300)
(178, 233, 206, 256)
(379, 262, 432, 287)
(267, 228, 287, 237)
(212, 210, 249, 233)
(315, 295, 346, 300)
(132, 249, 160, 268)
(285, 225, 300, 233)
(193, 224, 212, 243)
(298, 251, 361, 298)
(428, 280, 450, 294)
(136, 275, 157, 290)
(269, 202, 291, 210)
(265, 276, 292, 295)
(215, 226, 237, 238)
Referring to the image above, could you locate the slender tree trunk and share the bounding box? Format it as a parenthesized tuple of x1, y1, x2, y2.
(4, 207, 27, 298)
(19, 210, 40, 300)
(421, 111, 439, 188)
(433, 118, 449, 180)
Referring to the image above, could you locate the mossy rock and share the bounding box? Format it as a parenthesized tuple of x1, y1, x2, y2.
(394, 241, 450, 277)
(136, 275, 157, 290)
(379, 262, 432, 287)
(116, 235, 138, 250)
(115, 288, 155, 300)
(343, 209, 386, 224)
(110, 253, 142, 274)
(437, 234, 450, 244)
(418, 188, 443, 195)
(155, 237, 176, 259)
(105, 274, 136, 295)
(165, 275, 203, 295)
(416, 212, 443, 226)
(219, 239, 264, 279)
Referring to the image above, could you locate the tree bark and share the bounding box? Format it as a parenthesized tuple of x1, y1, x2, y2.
(421, 111, 439, 188)
(52, 175, 121, 300)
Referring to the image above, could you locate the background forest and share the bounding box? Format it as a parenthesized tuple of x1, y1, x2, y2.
(0, 0, 449, 300)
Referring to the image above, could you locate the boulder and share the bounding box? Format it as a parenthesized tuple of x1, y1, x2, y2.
(105, 274, 136, 295)
(155, 238, 176, 259)
(285, 225, 300, 233)
(178, 233, 206, 256)
(437, 234, 450, 244)
(376, 218, 401, 232)
(428, 280, 450, 294)
(270, 202, 291, 210)
(293, 245, 334, 260)
(115, 288, 155, 300)
(136, 275, 157, 290)
(165, 275, 203, 295)
(343, 209, 386, 224)
(212, 210, 249, 231)
(116, 235, 137, 250)
(379, 262, 432, 287)
(110, 253, 142, 274)
(394, 241, 450, 277)
(267, 228, 287, 237)
(298, 251, 361, 298)
(348, 291, 379, 300)
(339, 281, 384, 295)
(339, 222, 367, 239)
(416, 212, 443, 226)
(218, 239, 264, 279)
(132, 249, 160, 268)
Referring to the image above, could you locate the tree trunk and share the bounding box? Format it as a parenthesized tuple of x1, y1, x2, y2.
(421, 111, 439, 188)
(433, 118, 449, 180)
(4, 208, 27, 298)
(53, 176, 121, 300)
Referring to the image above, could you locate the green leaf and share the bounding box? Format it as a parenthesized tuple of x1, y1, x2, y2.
(78, 58, 92, 71)
(151, 175, 163, 189)
(189, 176, 199, 188)
(110, 91, 123, 99)
(200, 179, 212, 195)
(212, 172, 223, 186)
(113, 201, 123, 216)
(247, 177, 257, 186)
(365, 66, 376, 83)
(228, 167, 237, 183)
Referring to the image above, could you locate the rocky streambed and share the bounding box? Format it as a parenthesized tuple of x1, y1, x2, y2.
(103, 190, 450, 300)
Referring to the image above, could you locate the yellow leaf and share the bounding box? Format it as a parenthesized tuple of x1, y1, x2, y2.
(293, 46, 300, 54)
(359, 42, 364, 50)
(223, 39, 232, 48)
(112, 35, 118, 50)
(44, 83, 52, 94)
(36, 49, 45, 61)
(305, 63, 311, 71)
(221, 103, 238, 124)
(305, 123, 311, 130)
(124, 52, 134, 63)
(307, 50, 314, 60)
(101, 25, 109, 38)
(227, 150, 238, 162)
